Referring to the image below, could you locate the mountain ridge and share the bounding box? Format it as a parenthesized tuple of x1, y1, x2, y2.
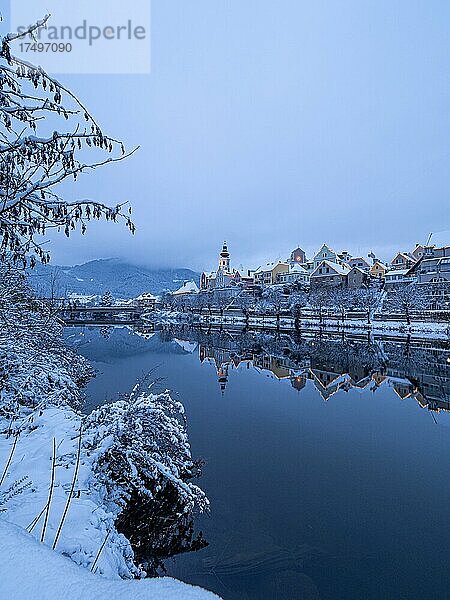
(28, 258, 200, 299)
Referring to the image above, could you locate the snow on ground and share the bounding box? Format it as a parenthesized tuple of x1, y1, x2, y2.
(196, 313, 450, 340)
(0, 406, 139, 579)
(0, 519, 218, 600)
(0, 269, 217, 598)
(142, 309, 193, 325)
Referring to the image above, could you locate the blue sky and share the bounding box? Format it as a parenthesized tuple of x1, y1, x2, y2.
(3, 1, 449, 270)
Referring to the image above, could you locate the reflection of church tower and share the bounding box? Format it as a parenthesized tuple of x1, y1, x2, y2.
(217, 363, 229, 395)
(199, 345, 207, 363)
(219, 241, 231, 273)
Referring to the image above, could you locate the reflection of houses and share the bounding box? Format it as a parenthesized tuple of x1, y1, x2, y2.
(174, 339, 198, 353)
(386, 376, 414, 400)
(309, 369, 352, 401)
(351, 375, 373, 389)
(372, 371, 388, 388)
(199, 344, 253, 394)
(253, 355, 291, 380)
(189, 328, 450, 412)
(291, 374, 307, 392)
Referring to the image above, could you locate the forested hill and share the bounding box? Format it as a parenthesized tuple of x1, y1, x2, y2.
(28, 258, 200, 299)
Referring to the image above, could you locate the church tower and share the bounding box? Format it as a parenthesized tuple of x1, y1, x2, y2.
(218, 241, 231, 272)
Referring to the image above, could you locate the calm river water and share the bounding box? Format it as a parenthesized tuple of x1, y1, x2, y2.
(66, 325, 450, 600)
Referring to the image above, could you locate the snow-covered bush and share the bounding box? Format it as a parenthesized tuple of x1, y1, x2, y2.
(84, 385, 209, 575)
(0, 265, 92, 421)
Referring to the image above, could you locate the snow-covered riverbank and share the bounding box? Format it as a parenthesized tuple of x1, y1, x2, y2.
(0, 519, 217, 600)
(0, 268, 217, 599)
(144, 309, 450, 341)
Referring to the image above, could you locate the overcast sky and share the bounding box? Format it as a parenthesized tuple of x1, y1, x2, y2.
(4, 1, 450, 271)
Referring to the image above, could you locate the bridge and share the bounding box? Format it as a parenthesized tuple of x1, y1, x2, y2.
(59, 305, 144, 325)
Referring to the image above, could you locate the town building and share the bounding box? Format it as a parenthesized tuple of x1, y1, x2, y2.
(134, 292, 158, 309)
(200, 242, 253, 295)
(337, 250, 352, 263)
(288, 247, 307, 266)
(312, 244, 338, 269)
(276, 263, 310, 286)
(310, 260, 350, 288)
(173, 280, 200, 295)
(390, 252, 416, 270)
(408, 243, 450, 308)
(384, 269, 416, 289)
(347, 257, 371, 271)
(301, 259, 315, 272)
(200, 242, 254, 293)
(347, 266, 369, 289)
(370, 262, 387, 280)
(405, 244, 450, 284)
(254, 261, 289, 286)
(415, 255, 450, 284)
(411, 244, 426, 261)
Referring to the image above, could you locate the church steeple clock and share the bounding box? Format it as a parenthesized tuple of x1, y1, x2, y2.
(218, 241, 230, 272)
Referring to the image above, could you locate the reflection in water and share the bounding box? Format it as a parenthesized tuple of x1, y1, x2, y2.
(195, 533, 323, 600)
(161, 325, 450, 413)
(116, 475, 208, 577)
(67, 324, 450, 599)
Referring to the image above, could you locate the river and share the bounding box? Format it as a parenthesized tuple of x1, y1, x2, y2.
(65, 325, 450, 600)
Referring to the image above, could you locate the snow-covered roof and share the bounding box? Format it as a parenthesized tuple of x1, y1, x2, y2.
(348, 266, 366, 275)
(348, 256, 370, 265)
(385, 269, 411, 277)
(392, 252, 415, 262)
(68, 293, 96, 300)
(313, 243, 336, 259)
(311, 261, 350, 277)
(289, 264, 309, 274)
(173, 280, 199, 295)
(235, 266, 255, 277)
(135, 292, 157, 301)
(254, 261, 289, 273)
